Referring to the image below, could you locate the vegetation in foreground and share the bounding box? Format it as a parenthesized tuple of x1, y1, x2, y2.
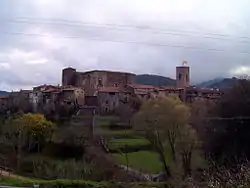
(0, 177, 167, 188)
(1, 80, 250, 187)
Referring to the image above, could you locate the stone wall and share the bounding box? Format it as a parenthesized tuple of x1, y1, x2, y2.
(97, 91, 129, 114)
(62, 68, 136, 96)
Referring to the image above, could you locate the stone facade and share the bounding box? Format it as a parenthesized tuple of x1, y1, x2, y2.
(97, 84, 187, 114)
(185, 87, 223, 103)
(29, 85, 85, 113)
(176, 66, 190, 88)
(126, 84, 184, 100)
(97, 87, 129, 114)
(62, 68, 136, 96)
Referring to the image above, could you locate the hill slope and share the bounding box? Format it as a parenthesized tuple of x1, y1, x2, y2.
(135, 74, 176, 86)
(0, 91, 8, 95)
(197, 77, 239, 89)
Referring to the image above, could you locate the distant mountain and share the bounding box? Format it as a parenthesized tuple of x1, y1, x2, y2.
(0, 91, 8, 95)
(197, 77, 239, 89)
(136, 74, 176, 86)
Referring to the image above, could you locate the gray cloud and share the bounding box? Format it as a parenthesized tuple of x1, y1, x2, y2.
(0, 0, 250, 90)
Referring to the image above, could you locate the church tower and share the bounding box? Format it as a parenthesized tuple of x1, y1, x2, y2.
(176, 61, 190, 88)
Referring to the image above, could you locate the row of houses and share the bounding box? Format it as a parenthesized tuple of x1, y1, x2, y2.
(0, 85, 85, 114)
(0, 83, 223, 115)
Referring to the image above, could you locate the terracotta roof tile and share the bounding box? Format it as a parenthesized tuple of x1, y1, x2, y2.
(158, 86, 183, 90)
(128, 84, 156, 89)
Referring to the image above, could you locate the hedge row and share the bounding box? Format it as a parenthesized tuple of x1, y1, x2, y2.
(0, 177, 167, 188)
(109, 145, 152, 153)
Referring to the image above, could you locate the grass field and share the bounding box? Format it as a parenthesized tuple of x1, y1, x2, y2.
(98, 116, 165, 174)
(97, 116, 119, 127)
(113, 151, 163, 174)
(108, 138, 150, 150)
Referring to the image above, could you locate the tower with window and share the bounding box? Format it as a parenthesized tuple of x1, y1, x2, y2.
(176, 61, 190, 88)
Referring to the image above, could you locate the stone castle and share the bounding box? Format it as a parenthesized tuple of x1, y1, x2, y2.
(62, 68, 136, 96)
(62, 65, 191, 95)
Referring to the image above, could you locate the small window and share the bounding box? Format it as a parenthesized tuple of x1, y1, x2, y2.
(98, 79, 103, 87)
(105, 100, 108, 104)
(179, 73, 182, 80)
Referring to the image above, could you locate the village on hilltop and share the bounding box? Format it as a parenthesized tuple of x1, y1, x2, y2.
(0, 62, 223, 115)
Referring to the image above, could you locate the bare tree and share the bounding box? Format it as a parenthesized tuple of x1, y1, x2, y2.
(134, 95, 199, 178)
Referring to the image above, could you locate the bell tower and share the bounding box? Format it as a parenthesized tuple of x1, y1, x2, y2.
(176, 61, 190, 88)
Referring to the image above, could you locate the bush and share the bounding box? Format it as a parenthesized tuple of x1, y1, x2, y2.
(42, 142, 85, 160)
(0, 177, 167, 188)
(19, 156, 94, 180)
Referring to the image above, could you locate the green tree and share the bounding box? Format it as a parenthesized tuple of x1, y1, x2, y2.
(206, 79, 250, 164)
(135, 95, 199, 178)
(3, 113, 55, 169)
(14, 113, 55, 151)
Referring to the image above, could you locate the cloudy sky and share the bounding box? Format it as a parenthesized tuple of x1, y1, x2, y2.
(0, 0, 250, 91)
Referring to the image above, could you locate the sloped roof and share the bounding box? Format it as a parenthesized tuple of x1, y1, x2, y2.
(128, 84, 156, 89)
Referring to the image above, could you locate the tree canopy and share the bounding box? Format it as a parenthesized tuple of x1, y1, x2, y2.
(135, 95, 199, 178)
(206, 80, 250, 164)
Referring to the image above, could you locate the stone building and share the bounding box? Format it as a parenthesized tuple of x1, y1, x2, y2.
(176, 66, 190, 88)
(126, 84, 155, 99)
(62, 68, 136, 96)
(0, 94, 8, 112)
(185, 87, 223, 103)
(29, 85, 85, 112)
(30, 85, 60, 112)
(59, 86, 85, 105)
(7, 90, 32, 113)
(97, 86, 129, 114)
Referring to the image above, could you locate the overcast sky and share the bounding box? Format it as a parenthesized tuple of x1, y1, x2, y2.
(0, 0, 250, 91)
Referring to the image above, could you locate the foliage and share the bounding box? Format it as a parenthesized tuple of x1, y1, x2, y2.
(0, 177, 167, 188)
(1, 113, 55, 169)
(217, 79, 250, 117)
(135, 95, 200, 178)
(129, 94, 143, 111)
(116, 103, 134, 123)
(9, 113, 54, 151)
(12, 113, 54, 137)
(0, 177, 107, 188)
(19, 156, 94, 180)
(205, 80, 250, 164)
